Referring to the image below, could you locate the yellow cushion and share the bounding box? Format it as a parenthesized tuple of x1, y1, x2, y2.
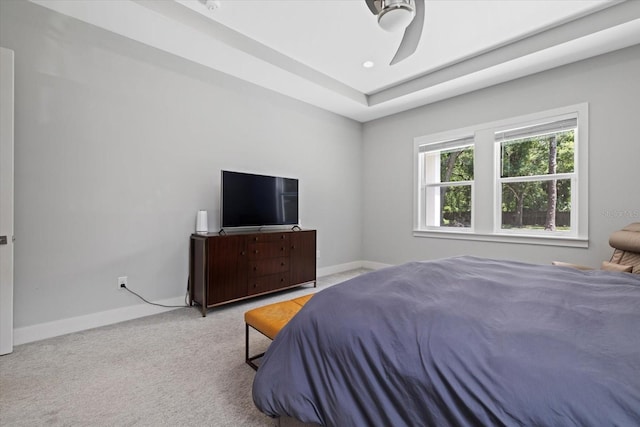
(291, 294, 314, 306)
(244, 301, 302, 340)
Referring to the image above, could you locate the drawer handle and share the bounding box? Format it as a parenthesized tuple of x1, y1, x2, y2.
(253, 266, 257, 271)
(280, 278, 284, 282)
(253, 284, 257, 288)
(280, 247, 285, 251)
(241, 251, 246, 256)
(280, 235, 285, 239)
(254, 250, 259, 254)
(281, 262, 285, 266)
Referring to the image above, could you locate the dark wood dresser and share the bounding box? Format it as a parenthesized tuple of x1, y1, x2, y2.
(189, 229, 316, 316)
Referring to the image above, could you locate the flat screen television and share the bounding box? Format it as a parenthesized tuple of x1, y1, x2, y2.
(221, 170, 299, 229)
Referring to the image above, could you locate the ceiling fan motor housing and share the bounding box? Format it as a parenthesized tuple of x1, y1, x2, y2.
(378, 0, 416, 32)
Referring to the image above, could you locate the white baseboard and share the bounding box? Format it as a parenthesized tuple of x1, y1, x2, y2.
(13, 260, 393, 346)
(361, 260, 393, 270)
(13, 296, 185, 346)
(317, 261, 365, 277)
(316, 260, 392, 277)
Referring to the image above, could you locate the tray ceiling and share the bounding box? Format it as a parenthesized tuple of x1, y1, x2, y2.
(30, 0, 640, 122)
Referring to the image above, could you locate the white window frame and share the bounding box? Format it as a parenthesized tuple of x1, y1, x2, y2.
(494, 114, 579, 238)
(416, 135, 475, 232)
(413, 103, 588, 248)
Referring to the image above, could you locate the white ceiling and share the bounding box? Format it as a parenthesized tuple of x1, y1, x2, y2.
(31, 0, 640, 122)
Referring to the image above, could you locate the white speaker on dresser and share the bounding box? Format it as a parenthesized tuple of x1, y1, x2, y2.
(195, 210, 208, 234)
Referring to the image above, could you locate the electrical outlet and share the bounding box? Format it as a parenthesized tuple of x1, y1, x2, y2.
(118, 276, 127, 289)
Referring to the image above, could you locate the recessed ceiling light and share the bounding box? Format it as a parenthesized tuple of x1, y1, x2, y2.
(362, 61, 375, 69)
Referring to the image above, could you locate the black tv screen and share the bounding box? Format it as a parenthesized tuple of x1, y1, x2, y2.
(221, 170, 299, 228)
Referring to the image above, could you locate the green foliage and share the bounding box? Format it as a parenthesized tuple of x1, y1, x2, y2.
(440, 147, 474, 182)
(435, 131, 574, 229)
(501, 131, 574, 178)
(439, 147, 473, 226)
(500, 131, 574, 228)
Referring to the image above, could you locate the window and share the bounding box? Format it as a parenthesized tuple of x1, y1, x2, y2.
(414, 104, 588, 247)
(417, 137, 474, 229)
(496, 118, 576, 234)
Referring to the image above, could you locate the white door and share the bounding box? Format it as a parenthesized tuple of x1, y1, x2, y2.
(0, 47, 15, 355)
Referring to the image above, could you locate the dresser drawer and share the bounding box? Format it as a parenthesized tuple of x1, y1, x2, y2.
(248, 273, 290, 295)
(248, 233, 291, 243)
(248, 241, 290, 259)
(249, 257, 289, 276)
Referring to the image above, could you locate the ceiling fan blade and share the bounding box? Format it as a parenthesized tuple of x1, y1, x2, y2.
(390, 0, 425, 65)
(365, 0, 379, 15)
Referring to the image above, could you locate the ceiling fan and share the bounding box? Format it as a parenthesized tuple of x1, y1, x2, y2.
(365, 0, 425, 65)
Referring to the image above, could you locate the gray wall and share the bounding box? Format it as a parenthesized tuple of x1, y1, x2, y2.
(0, 1, 363, 328)
(362, 45, 640, 267)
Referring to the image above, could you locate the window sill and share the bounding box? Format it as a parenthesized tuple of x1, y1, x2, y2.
(413, 229, 588, 248)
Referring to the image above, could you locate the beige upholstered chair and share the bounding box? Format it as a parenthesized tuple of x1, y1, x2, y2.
(553, 222, 640, 274)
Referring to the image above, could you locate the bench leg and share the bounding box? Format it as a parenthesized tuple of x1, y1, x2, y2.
(246, 323, 266, 371)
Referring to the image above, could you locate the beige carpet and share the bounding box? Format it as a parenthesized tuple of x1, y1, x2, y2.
(0, 269, 368, 426)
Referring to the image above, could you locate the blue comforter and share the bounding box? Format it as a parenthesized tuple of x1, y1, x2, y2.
(252, 257, 640, 426)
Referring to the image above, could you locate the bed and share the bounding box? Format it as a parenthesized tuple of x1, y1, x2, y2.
(252, 256, 640, 427)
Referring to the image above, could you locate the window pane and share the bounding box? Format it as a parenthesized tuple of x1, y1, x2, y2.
(440, 146, 474, 182)
(426, 185, 472, 227)
(500, 131, 574, 178)
(501, 179, 571, 231)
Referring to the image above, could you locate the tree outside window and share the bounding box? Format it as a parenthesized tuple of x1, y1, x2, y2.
(419, 141, 474, 228)
(497, 120, 576, 232)
(414, 105, 587, 246)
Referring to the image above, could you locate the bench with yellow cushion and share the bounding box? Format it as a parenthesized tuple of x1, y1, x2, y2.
(245, 294, 314, 370)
